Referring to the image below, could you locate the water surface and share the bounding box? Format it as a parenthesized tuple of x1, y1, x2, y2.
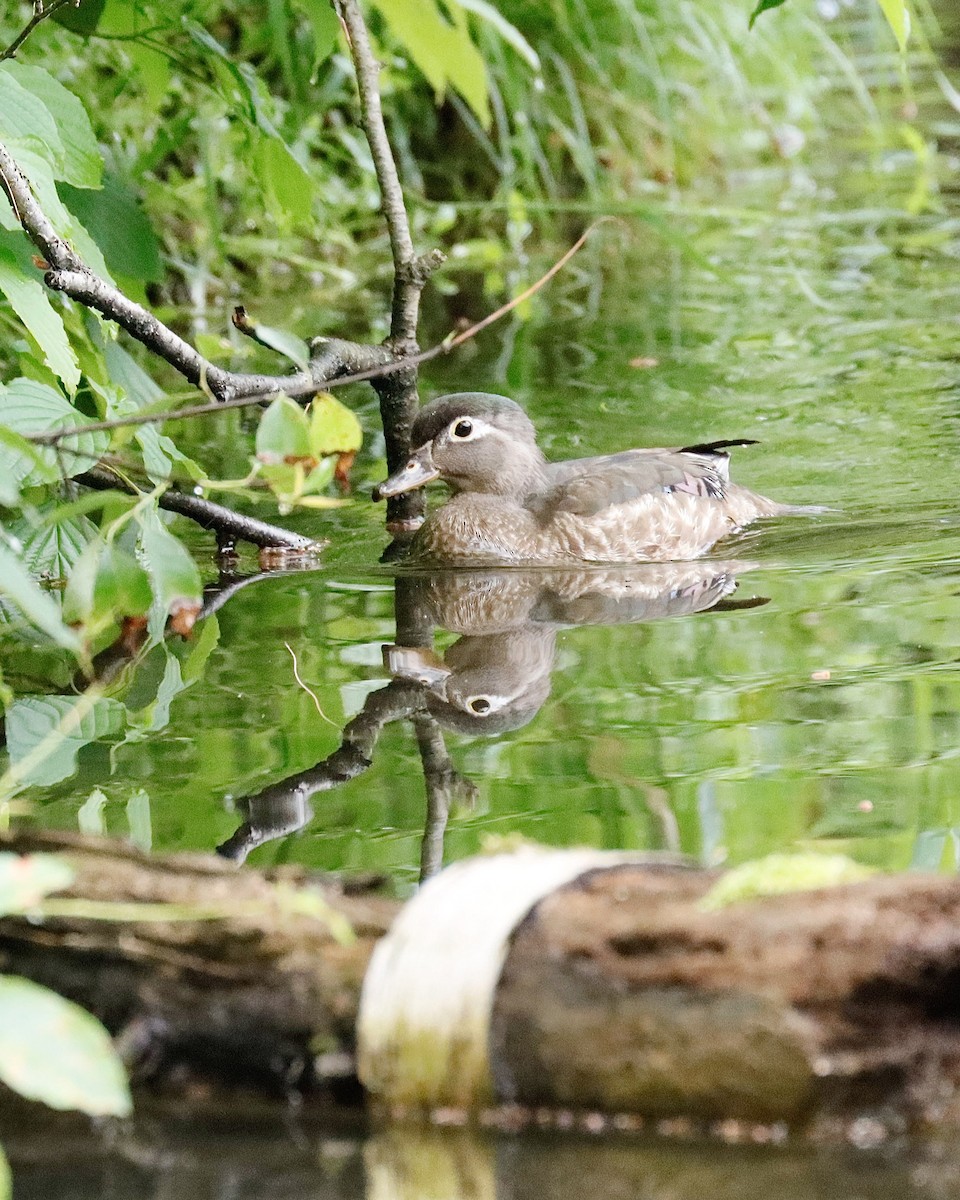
(14, 129, 960, 884)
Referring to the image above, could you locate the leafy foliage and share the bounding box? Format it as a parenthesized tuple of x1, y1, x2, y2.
(0, 853, 132, 1120)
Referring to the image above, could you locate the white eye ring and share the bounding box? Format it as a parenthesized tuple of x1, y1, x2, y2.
(450, 418, 476, 440)
(467, 695, 492, 715)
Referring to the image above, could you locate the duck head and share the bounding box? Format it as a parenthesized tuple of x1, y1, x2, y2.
(373, 393, 548, 500)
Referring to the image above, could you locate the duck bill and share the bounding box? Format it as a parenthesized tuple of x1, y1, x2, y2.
(373, 445, 440, 500)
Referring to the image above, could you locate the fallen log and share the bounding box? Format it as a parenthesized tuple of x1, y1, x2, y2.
(0, 828, 394, 1098)
(4, 831, 960, 1142)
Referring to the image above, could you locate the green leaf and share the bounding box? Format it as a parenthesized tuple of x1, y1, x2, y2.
(183, 613, 220, 681)
(0, 67, 65, 177)
(136, 507, 202, 639)
(0, 976, 132, 1116)
(0, 377, 108, 480)
(0, 149, 112, 282)
(0, 853, 75, 916)
(877, 0, 910, 50)
(0, 249, 80, 392)
(52, 0, 108, 35)
(245, 322, 310, 369)
(9, 512, 99, 582)
(5, 694, 126, 787)
(256, 396, 312, 462)
(61, 174, 163, 282)
(1, 62, 102, 189)
(374, 0, 490, 127)
(293, 0, 341, 73)
(256, 135, 313, 225)
(62, 537, 153, 629)
(99, 344, 200, 482)
(309, 394, 363, 456)
(748, 0, 788, 29)
(0, 545, 83, 653)
(0, 426, 58, 502)
(0, 1142, 9, 1200)
(124, 41, 172, 111)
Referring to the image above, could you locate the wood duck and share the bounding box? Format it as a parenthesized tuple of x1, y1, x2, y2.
(374, 393, 819, 565)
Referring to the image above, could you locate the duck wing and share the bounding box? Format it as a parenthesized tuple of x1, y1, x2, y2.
(536, 441, 757, 519)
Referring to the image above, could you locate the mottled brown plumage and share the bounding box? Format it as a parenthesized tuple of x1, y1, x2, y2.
(375, 393, 818, 565)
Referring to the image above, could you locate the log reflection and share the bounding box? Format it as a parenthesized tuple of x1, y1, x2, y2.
(217, 563, 766, 876)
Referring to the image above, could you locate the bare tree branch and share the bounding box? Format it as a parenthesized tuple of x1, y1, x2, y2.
(0, 140, 395, 404)
(24, 224, 606, 446)
(1, 0, 76, 62)
(75, 467, 324, 554)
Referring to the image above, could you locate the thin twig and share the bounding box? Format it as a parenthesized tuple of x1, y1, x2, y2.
(285, 642, 338, 727)
(334, 0, 414, 288)
(26, 222, 607, 446)
(334, 0, 445, 531)
(1, 0, 75, 61)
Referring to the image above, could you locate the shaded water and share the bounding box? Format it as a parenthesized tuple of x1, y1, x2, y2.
(7, 30, 960, 1200)
(7, 1105, 960, 1200)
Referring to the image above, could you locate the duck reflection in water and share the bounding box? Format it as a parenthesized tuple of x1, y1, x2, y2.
(217, 561, 766, 875)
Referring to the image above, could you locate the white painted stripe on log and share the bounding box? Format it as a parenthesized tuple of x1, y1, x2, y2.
(357, 848, 656, 1110)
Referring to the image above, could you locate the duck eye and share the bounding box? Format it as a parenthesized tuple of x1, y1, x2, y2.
(452, 419, 473, 439)
(468, 696, 491, 715)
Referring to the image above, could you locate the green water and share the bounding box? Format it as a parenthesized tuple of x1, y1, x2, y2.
(12, 128, 960, 886)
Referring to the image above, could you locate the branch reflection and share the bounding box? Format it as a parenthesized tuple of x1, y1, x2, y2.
(217, 563, 767, 877)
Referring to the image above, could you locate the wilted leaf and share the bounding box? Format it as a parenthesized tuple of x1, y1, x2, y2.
(0, 852, 75, 916)
(168, 598, 201, 637)
(0, 976, 132, 1116)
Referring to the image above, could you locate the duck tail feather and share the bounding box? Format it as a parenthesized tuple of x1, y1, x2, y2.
(679, 438, 759, 456)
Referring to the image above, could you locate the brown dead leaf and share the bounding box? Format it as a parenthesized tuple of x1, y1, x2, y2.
(334, 450, 356, 492)
(168, 599, 201, 638)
